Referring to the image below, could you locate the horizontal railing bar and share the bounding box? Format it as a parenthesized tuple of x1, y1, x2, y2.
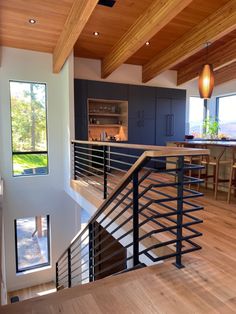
(58, 253, 68, 265)
(74, 145, 104, 153)
(71, 233, 89, 249)
(75, 157, 104, 170)
(106, 165, 127, 173)
(71, 266, 89, 277)
(138, 219, 202, 243)
(75, 164, 103, 180)
(74, 150, 104, 160)
(109, 151, 139, 158)
(74, 170, 104, 195)
(91, 215, 133, 255)
(107, 158, 133, 167)
(58, 273, 69, 282)
(75, 160, 103, 173)
(139, 232, 202, 256)
(58, 266, 68, 277)
(72, 258, 90, 270)
(71, 254, 89, 268)
(72, 243, 89, 259)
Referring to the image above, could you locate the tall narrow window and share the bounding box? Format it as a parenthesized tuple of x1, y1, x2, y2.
(217, 95, 236, 139)
(188, 97, 205, 137)
(10, 81, 48, 176)
(14, 215, 50, 273)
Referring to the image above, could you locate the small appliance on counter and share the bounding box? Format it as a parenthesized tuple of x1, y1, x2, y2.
(100, 131, 107, 141)
(185, 135, 194, 140)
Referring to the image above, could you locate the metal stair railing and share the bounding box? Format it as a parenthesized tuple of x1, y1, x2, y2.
(56, 142, 209, 290)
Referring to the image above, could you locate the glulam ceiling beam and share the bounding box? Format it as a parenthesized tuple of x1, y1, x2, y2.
(53, 0, 98, 73)
(142, 0, 236, 83)
(214, 61, 236, 86)
(101, 0, 193, 79)
(177, 37, 236, 85)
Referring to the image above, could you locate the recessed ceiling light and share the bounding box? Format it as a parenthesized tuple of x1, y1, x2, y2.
(29, 19, 36, 24)
(145, 41, 150, 46)
(93, 31, 99, 37)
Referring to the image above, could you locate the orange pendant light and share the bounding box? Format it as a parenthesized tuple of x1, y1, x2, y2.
(198, 63, 214, 99)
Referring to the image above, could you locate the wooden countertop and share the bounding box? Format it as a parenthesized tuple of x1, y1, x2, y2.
(170, 140, 236, 147)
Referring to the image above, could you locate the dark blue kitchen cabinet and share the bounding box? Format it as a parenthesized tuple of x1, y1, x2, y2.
(128, 85, 156, 119)
(87, 80, 128, 100)
(128, 85, 156, 144)
(128, 118, 155, 145)
(156, 94, 186, 146)
(74, 79, 186, 146)
(74, 79, 88, 140)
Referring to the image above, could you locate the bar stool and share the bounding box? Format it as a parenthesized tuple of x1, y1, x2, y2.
(200, 146, 231, 199)
(227, 148, 236, 203)
(176, 142, 202, 190)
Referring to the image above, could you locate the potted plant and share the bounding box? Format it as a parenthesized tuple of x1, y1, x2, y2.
(203, 117, 220, 139)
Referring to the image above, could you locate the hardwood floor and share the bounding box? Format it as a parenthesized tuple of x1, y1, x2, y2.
(8, 282, 56, 303)
(2, 190, 236, 313)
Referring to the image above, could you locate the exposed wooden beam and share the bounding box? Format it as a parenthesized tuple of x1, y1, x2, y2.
(214, 61, 236, 86)
(142, 0, 236, 83)
(177, 37, 236, 85)
(101, 0, 193, 79)
(53, 0, 98, 73)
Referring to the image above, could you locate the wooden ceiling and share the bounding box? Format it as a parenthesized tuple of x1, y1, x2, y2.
(0, 0, 236, 85)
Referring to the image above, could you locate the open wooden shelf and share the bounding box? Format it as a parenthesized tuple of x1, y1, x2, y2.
(89, 124, 121, 127)
(89, 113, 121, 117)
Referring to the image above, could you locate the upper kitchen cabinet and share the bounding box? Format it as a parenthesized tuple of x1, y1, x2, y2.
(87, 80, 128, 100)
(128, 85, 156, 119)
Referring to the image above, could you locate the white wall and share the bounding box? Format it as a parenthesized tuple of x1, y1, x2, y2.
(0, 47, 80, 291)
(74, 57, 199, 90)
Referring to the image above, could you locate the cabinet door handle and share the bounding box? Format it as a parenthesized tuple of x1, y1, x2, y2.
(166, 114, 174, 136)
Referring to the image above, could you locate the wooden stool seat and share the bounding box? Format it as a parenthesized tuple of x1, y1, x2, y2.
(201, 158, 231, 166)
(199, 147, 232, 199)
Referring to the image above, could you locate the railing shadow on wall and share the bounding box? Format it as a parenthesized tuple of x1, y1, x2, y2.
(56, 141, 209, 290)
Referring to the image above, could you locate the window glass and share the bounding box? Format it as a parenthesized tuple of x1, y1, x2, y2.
(15, 215, 50, 272)
(10, 81, 48, 176)
(188, 97, 205, 137)
(218, 95, 236, 139)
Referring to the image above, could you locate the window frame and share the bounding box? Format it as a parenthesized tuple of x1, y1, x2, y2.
(9, 80, 49, 177)
(14, 215, 51, 273)
(216, 93, 236, 139)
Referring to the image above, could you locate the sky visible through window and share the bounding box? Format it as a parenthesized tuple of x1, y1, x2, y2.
(218, 95, 236, 138)
(189, 97, 204, 137)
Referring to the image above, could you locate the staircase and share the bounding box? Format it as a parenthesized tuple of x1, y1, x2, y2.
(56, 141, 209, 289)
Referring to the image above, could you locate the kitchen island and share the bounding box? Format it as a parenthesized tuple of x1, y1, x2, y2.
(168, 140, 236, 194)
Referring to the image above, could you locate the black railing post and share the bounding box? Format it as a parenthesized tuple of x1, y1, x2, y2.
(103, 145, 108, 199)
(133, 170, 139, 266)
(67, 247, 72, 287)
(56, 262, 59, 290)
(89, 223, 94, 282)
(174, 155, 185, 269)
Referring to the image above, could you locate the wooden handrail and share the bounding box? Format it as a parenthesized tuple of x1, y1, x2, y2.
(71, 140, 209, 156)
(58, 146, 209, 261)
